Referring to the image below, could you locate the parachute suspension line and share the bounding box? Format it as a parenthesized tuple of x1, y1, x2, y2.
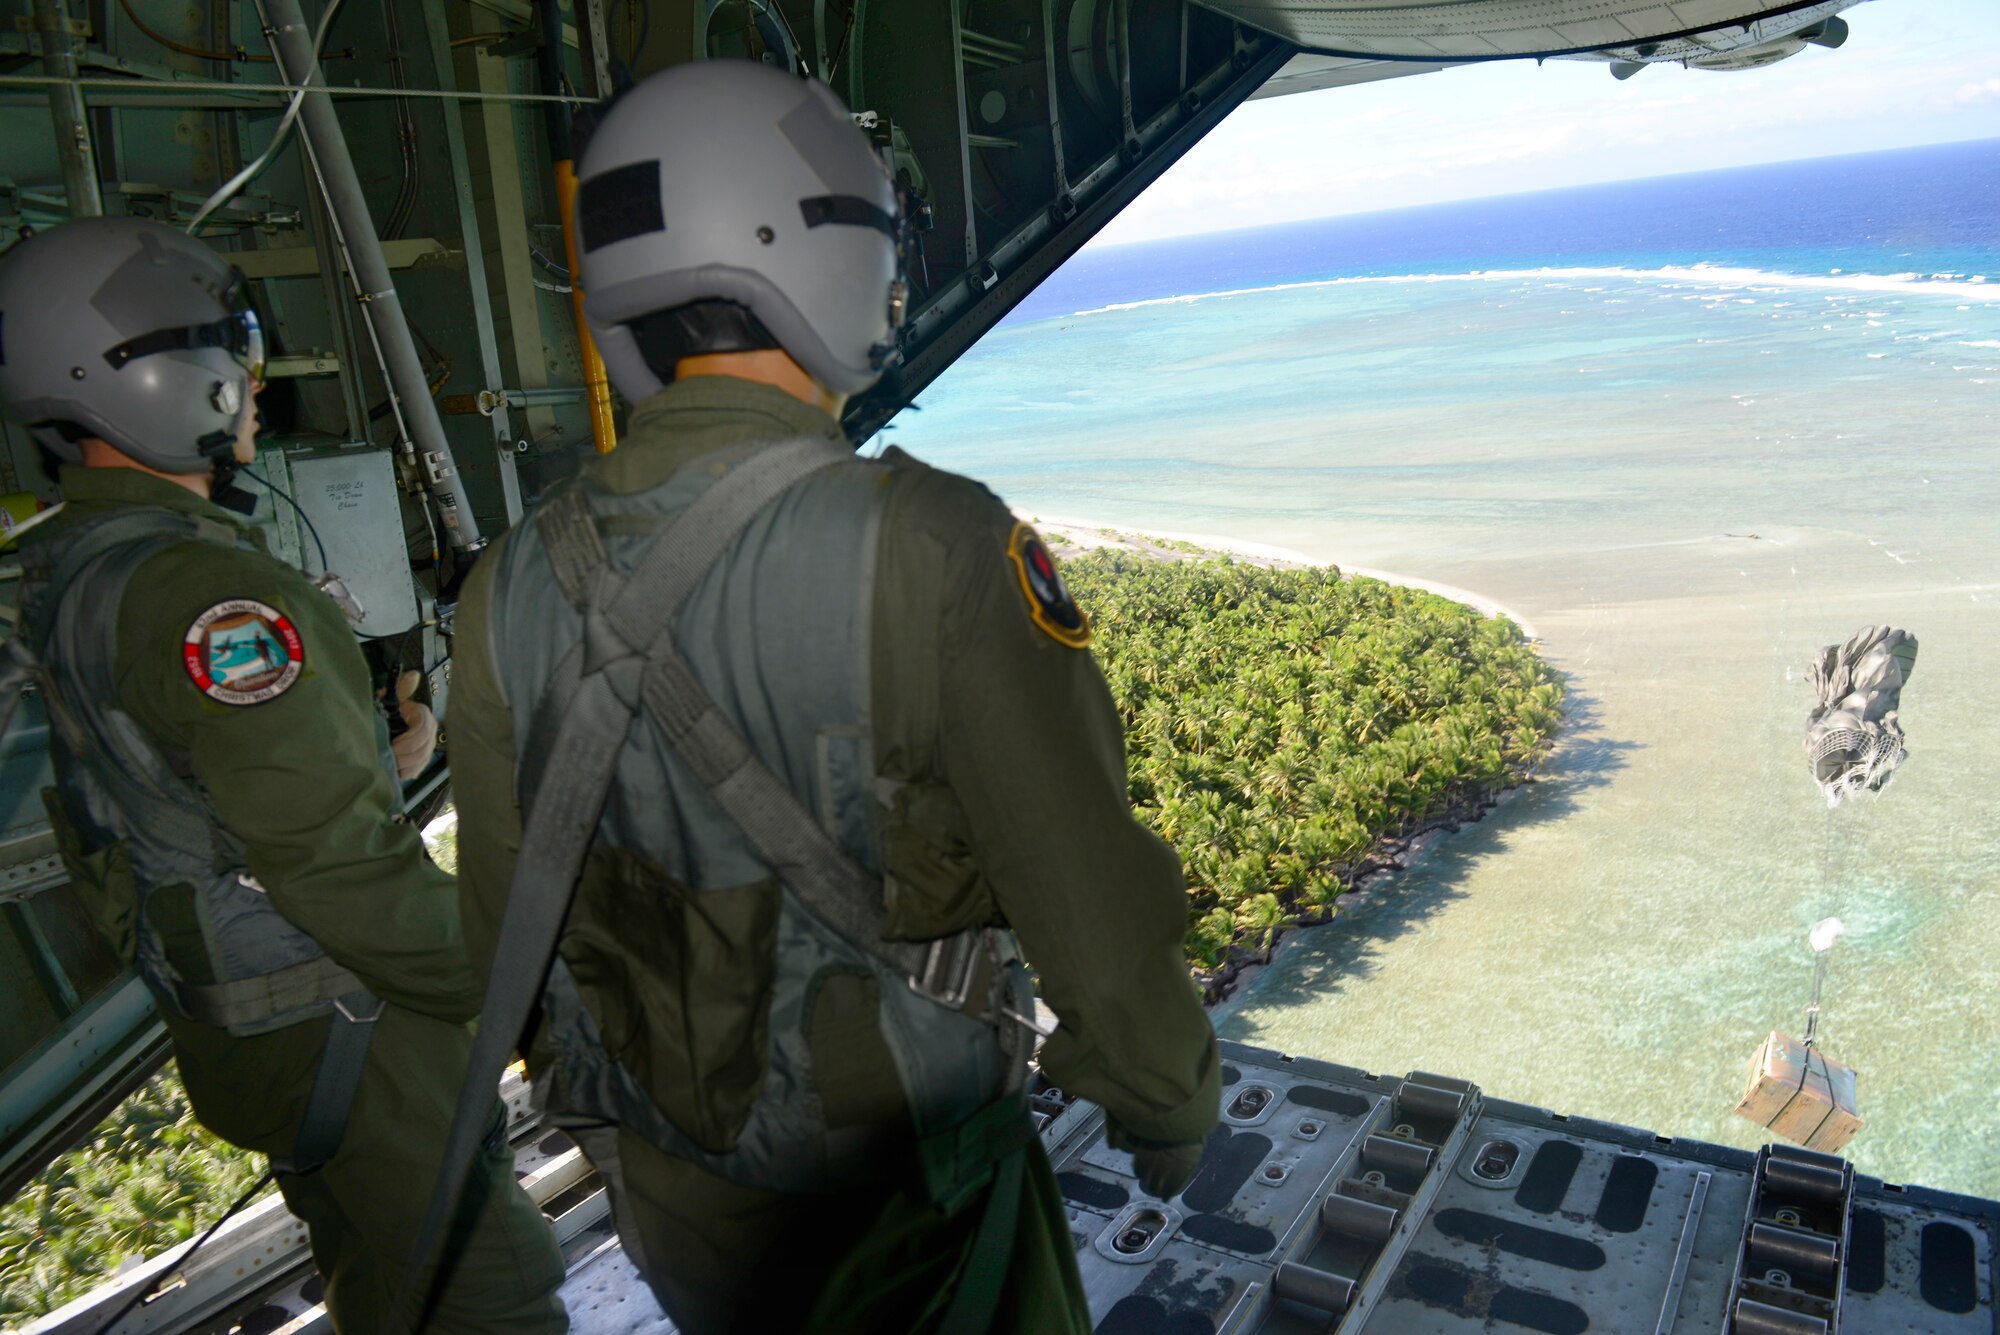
(1801, 943, 1831, 1050)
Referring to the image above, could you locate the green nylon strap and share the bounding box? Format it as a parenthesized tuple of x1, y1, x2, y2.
(178, 951, 370, 1029)
(273, 992, 380, 1176)
(917, 1090, 1035, 1215)
(934, 1139, 1027, 1335)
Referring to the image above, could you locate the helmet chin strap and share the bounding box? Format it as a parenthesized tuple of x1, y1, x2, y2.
(201, 398, 262, 500)
(201, 434, 247, 501)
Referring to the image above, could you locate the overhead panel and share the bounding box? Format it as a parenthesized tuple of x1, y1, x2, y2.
(1190, 0, 1860, 60)
(1249, 53, 1446, 100)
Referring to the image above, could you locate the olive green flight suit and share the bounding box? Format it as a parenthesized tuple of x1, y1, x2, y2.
(28, 466, 566, 1334)
(450, 377, 1222, 1333)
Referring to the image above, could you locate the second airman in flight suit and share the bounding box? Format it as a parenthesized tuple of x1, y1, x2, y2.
(0, 218, 566, 1334)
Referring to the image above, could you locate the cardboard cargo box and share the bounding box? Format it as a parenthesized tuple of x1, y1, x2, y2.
(1734, 1030, 1862, 1153)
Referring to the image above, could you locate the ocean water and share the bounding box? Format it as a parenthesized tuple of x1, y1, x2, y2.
(891, 139, 2000, 1196)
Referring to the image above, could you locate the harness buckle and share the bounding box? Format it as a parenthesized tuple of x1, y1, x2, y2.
(908, 931, 983, 1010)
(334, 993, 386, 1024)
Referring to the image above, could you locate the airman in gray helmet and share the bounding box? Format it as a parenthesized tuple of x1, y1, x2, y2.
(448, 59, 1220, 1333)
(0, 217, 566, 1333)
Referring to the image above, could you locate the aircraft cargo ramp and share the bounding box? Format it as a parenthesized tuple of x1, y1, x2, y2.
(26, 1042, 1995, 1334)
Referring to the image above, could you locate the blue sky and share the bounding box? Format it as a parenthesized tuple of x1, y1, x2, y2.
(1095, 0, 2000, 246)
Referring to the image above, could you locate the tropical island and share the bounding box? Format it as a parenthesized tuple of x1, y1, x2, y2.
(1045, 524, 1563, 997)
(0, 528, 1563, 1324)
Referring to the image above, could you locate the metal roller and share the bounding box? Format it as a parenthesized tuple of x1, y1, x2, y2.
(1761, 1157, 1847, 1208)
(1361, 1133, 1435, 1180)
(1397, 1078, 1472, 1123)
(1322, 1191, 1400, 1246)
(1746, 1222, 1840, 1282)
(1273, 1261, 1356, 1315)
(1731, 1297, 1829, 1335)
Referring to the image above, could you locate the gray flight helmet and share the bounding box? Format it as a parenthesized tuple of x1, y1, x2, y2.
(573, 59, 904, 401)
(0, 217, 264, 473)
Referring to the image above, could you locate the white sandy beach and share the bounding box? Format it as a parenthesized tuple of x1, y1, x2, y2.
(1022, 511, 1543, 642)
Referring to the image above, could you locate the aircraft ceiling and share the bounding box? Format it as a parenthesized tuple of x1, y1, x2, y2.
(1195, 0, 1863, 60)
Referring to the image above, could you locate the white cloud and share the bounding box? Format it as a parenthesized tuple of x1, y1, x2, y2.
(1092, 0, 2000, 247)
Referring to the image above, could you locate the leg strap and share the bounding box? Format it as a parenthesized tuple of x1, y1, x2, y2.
(276, 991, 381, 1175)
(934, 1139, 1027, 1335)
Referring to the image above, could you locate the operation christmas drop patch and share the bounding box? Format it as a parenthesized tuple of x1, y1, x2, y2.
(182, 599, 305, 705)
(1006, 522, 1091, 649)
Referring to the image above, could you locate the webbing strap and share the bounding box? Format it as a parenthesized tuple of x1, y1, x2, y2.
(47, 533, 230, 858)
(25, 511, 196, 649)
(537, 487, 604, 609)
(934, 1140, 1026, 1335)
(276, 993, 380, 1175)
(179, 952, 369, 1029)
(638, 647, 926, 976)
(0, 636, 38, 746)
(391, 437, 862, 1333)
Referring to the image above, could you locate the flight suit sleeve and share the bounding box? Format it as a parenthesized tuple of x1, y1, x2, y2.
(886, 471, 1221, 1147)
(442, 551, 522, 985)
(116, 542, 480, 1023)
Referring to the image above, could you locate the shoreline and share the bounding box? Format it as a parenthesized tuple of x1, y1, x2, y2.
(1025, 510, 1554, 1006)
(1025, 512, 1542, 642)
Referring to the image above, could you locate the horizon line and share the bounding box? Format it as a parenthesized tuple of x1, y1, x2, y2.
(1095, 132, 2000, 251)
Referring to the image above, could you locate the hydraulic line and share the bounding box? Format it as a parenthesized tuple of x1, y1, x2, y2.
(254, 0, 485, 548)
(538, 0, 617, 453)
(0, 72, 583, 104)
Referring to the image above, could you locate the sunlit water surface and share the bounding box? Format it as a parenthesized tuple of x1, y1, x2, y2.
(894, 150, 2000, 1195)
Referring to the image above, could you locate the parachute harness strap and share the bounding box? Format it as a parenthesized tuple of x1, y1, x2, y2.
(390, 436, 882, 1333)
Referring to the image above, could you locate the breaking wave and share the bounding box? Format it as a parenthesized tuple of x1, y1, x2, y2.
(1065, 263, 2000, 318)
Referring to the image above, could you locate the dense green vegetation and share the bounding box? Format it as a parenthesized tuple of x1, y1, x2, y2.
(0, 548, 1559, 1324)
(0, 1071, 268, 1326)
(1060, 551, 1563, 978)
(0, 807, 462, 1324)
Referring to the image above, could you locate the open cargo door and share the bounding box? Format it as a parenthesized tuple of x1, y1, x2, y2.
(0, 694, 167, 1203)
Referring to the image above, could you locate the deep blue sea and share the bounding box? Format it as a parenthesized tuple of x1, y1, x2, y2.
(1003, 138, 2000, 325)
(898, 138, 2000, 1196)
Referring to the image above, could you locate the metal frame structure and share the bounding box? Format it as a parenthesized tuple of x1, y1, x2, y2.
(0, 0, 1897, 1326)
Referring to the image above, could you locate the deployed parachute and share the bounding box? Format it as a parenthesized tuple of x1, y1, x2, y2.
(1804, 625, 1918, 807)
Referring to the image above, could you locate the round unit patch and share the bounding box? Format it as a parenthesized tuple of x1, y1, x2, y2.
(1006, 522, 1091, 649)
(182, 599, 305, 705)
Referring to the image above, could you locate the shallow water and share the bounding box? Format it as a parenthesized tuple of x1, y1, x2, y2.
(899, 255, 2000, 1195)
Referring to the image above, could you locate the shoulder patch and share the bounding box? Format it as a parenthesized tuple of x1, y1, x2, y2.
(182, 599, 305, 706)
(1006, 522, 1091, 649)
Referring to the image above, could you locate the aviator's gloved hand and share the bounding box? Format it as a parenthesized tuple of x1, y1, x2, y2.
(390, 669, 440, 780)
(1106, 1120, 1207, 1200)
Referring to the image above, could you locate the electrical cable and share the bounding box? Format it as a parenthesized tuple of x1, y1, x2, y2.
(377, 0, 421, 240)
(92, 1171, 277, 1335)
(118, 0, 272, 63)
(239, 465, 329, 574)
(529, 244, 569, 278)
(183, 0, 347, 234)
(825, 0, 856, 83)
(608, 0, 650, 65)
